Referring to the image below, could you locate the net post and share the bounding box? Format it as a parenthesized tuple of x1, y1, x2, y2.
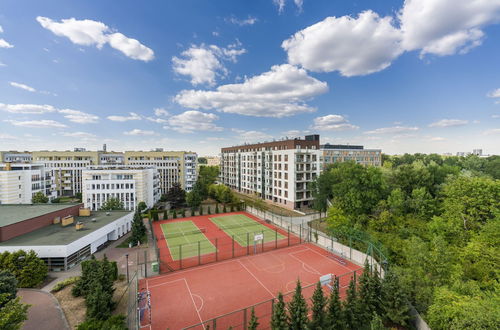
(232, 235, 235, 258)
(247, 232, 250, 255)
(179, 245, 183, 269)
(215, 238, 218, 261)
(198, 241, 201, 265)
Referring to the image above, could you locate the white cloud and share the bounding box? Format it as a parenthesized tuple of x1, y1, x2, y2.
(484, 128, 500, 135)
(0, 103, 56, 114)
(274, 0, 286, 13)
(154, 108, 169, 116)
(492, 114, 500, 119)
(9, 82, 36, 92)
(165, 110, 223, 133)
(107, 32, 155, 61)
(36, 17, 154, 61)
(487, 88, 500, 99)
(61, 131, 96, 138)
(311, 114, 359, 131)
(233, 129, 273, 142)
(124, 129, 155, 136)
(226, 16, 258, 26)
(0, 25, 3, 33)
(294, 0, 304, 11)
(364, 126, 419, 134)
(107, 112, 141, 122)
(0, 39, 14, 48)
(146, 117, 168, 124)
(427, 136, 446, 142)
(175, 64, 328, 117)
(282, 11, 403, 76)
(428, 119, 468, 127)
(0, 133, 17, 139)
(0, 62, 6, 67)
(282, 129, 307, 137)
(399, 0, 500, 57)
(59, 109, 99, 123)
(172, 43, 246, 86)
(5, 119, 67, 128)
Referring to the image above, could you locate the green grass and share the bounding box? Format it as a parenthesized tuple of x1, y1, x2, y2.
(210, 214, 285, 247)
(160, 221, 216, 260)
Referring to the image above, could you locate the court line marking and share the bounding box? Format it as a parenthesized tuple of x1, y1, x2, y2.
(160, 221, 216, 261)
(246, 252, 286, 274)
(192, 293, 204, 313)
(237, 260, 275, 298)
(148, 277, 185, 289)
(303, 246, 353, 273)
(146, 244, 309, 286)
(288, 252, 321, 275)
(184, 278, 204, 324)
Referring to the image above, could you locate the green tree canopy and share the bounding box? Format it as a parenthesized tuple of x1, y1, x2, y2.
(100, 197, 124, 211)
(32, 191, 48, 203)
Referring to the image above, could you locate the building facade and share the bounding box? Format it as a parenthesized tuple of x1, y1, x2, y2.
(0, 163, 51, 204)
(0, 151, 32, 163)
(82, 165, 160, 211)
(320, 144, 382, 168)
(124, 150, 197, 192)
(221, 135, 322, 210)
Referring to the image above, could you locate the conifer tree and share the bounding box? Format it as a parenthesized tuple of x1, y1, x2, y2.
(172, 210, 177, 219)
(381, 271, 410, 327)
(199, 205, 203, 215)
(288, 280, 308, 329)
(207, 206, 211, 214)
(327, 277, 343, 329)
(271, 292, 288, 329)
(248, 307, 259, 330)
(310, 281, 327, 329)
(358, 261, 376, 325)
(230, 204, 234, 212)
(130, 208, 147, 246)
(342, 277, 359, 330)
(223, 204, 227, 213)
(181, 209, 186, 217)
(370, 266, 382, 315)
(215, 204, 220, 214)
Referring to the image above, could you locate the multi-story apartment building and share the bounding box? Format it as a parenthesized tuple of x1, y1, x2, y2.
(320, 144, 382, 167)
(82, 165, 160, 211)
(0, 163, 51, 204)
(32, 149, 100, 197)
(221, 135, 322, 210)
(124, 149, 197, 192)
(0, 151, 32, 163)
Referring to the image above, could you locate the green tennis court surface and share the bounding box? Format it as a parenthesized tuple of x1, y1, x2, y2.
(160, 221, 215, 260)
(210, 214, 285, 247)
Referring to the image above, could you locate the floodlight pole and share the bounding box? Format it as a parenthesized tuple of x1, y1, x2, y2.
(125, 254, 129, 283)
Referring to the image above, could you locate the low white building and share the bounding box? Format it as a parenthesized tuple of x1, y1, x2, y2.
(0, 163, 51, 204)
(83, 165, 160, 211)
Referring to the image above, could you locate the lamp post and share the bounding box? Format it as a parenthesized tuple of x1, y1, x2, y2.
(125, 254, 129, 283)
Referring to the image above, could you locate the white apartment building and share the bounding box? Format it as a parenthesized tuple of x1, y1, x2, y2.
(82, 165, 160, 211)
(0, 152, 32, 163)
(221, 135, 322, 210)
(0, 163, 51, 204)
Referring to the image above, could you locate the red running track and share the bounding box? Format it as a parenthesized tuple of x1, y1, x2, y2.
(139, 243, 363, 330)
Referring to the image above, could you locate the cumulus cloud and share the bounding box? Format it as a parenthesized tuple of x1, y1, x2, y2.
(0, 39, 13, 48)
(311, 114, 359, 131)
(165, 110, 223, 133)
(488, 88, 500, 104)
(399, 0, 500, 57)
(282, 11, 403, 76)
(0, 103, 56, 114)
(226, 15, 258, 26)
(233, 129, 273, 142)
(36, 16, 154, 61)
(9, 82, 36, 92)
(175, 64, 328, 117)
(124, 129, 155, 136)
(59, 109, 99, 123)
(172, 43, 246, 86)
(273, 0, 303, 13)
(364, 126, 419, 134)
(107, 112, 141, 122)
(154, 108, 169, 116)
(428, 119, 468, 127)
(5, 119, 67, 128)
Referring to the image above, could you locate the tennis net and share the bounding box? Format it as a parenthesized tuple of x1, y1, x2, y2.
(218, 221, 263, 231)
(164, 228, 206, 239)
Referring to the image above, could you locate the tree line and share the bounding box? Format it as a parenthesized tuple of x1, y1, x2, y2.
(311, 154, 500, 328)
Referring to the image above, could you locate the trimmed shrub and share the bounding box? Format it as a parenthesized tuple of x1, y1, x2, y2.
(51, 277, 80, 293)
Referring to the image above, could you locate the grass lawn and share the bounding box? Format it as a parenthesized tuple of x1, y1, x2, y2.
(210, 214, 285, 247)
(233, 191, 312, 217)
(160, 221, 216, 260)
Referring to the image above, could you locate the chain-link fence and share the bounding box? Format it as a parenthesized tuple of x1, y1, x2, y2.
(125, 270, 139, 330)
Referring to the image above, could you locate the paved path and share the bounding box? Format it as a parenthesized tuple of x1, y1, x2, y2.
(18, 289, 69, 330)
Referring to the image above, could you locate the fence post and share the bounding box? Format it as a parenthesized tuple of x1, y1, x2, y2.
(275, 229, 278, 249)
(261, 230, 264, 252)
(299, 225, 302, 243)
(216, 238, 218, 261)
(179, 245, 183, 269)
(288, 227, 290, 246)
(247, 232, 250, 255)
(243, 308, 248, 330)
(198, 241, 201, 265)
(144, 250, 147, 278)
(213, 318, 216, 330)
(349, 236, 352, 260)
(232, 235, 235, 258)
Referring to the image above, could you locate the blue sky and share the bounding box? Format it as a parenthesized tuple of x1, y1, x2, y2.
(0, 0, 499, 156)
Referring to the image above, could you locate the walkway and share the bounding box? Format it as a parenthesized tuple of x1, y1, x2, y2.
(19, 289, 69, 330)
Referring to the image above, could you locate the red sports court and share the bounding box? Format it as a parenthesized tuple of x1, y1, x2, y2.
(139, 243, 363, 330)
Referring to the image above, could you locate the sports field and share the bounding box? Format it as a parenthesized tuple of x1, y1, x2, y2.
(160, 221, 215, 260)
(210, 214, 285, 246)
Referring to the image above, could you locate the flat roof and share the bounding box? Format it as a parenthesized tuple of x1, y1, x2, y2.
(0, 204, 81, 227)
(0, 211, 131, 246)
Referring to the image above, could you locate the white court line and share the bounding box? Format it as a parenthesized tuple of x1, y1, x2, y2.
(148, 277, 185, 289)
(192, 293, 204, 312)
(237, 260, 275, 298)
(184, 278, 204, 324)
(288, 252, 321, 275)
(304, 246, 353, 273)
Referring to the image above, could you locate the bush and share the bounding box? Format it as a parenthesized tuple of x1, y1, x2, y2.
(0, 270, 17, 305)
(199, 205, 203, 215)
(77, 315, 127, 330)
(215, 204, 220, 214)
(0, 250, 47, 288)
(223, 205, 227, 213)
(51, 277, 80, 293)
(230, 205, 234, 212)
(117, 274, 126, 282)
(181, 209, 186, 217)
(172, 210, 177, 219)
(207, 206, 211, 214)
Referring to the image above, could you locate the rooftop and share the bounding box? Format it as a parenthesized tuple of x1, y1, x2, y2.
(0, 210, 131, 246)
(0, 204, 81, 227)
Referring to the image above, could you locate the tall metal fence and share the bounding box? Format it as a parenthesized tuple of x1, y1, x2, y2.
(183, 267, 363, 330)
(125, 270, 139, 330)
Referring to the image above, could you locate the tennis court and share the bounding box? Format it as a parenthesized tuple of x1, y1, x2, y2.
(210, 214, 286, 246)
(160, 221, 215, 260)
(140, 243, 363, 330)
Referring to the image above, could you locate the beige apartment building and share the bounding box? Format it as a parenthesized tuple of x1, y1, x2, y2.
(0, 163, 50, 204)
(320, 144, 382, 167)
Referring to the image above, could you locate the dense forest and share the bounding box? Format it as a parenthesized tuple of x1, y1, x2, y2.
(312, 154, 500, 329)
